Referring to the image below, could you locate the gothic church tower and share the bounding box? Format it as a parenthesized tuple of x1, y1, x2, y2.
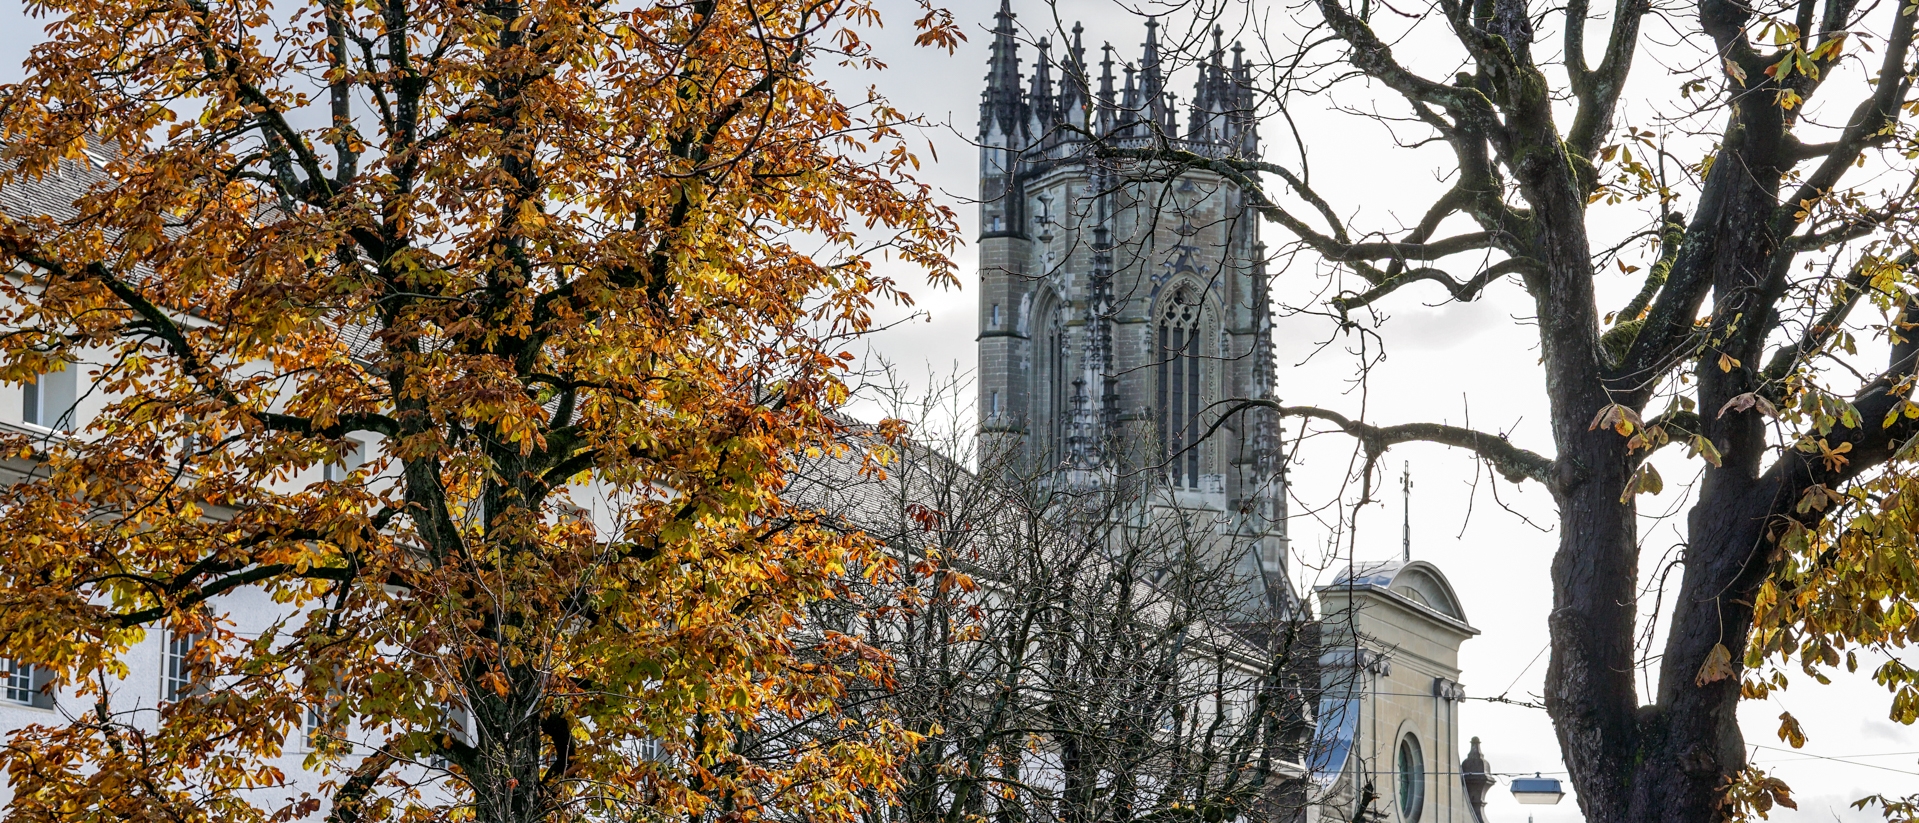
(974, 0, 1289, 584)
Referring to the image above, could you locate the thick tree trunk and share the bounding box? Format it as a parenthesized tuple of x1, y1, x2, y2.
(1626, 480, 1776, 820)
(1547, 97, 1794, 822)
(1539, 310, 1648, 818)
(1545, 462, 1642, 822)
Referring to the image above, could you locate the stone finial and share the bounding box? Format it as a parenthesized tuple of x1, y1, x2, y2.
(1462, 736, 1495, 823)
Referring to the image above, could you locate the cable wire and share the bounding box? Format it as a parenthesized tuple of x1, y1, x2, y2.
(1749, 744, 1919, 777)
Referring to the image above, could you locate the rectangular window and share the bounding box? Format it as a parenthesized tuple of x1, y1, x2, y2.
(22, 365, 77, 431)
(1, 659, 50, 708)
(303, 679, 350, 753)
(2, 659, 30, 703)
(429, 700, 473, 768)
(163, 631, 203, 701)
(305, 703, 329, 751)
(638, 736, 667, 762)
(990, 303, 1001, 329)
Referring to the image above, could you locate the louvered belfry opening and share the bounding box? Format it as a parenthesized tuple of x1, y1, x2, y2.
(1157, 287, 1204, 489)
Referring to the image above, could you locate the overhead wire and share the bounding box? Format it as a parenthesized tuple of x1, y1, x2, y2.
(1492, 642, 1550, 703)
(1748, 744, 1919, 777)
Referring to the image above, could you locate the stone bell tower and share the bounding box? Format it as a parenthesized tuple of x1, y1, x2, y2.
(972, 0, 1290, 588)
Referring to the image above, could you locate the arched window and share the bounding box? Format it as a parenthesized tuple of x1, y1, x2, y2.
(1156, 285, 1206, 488)
(1397, 734, 1425, 822)
(1034, 297, 1068, 464)
(1048, 318, 1066, 461)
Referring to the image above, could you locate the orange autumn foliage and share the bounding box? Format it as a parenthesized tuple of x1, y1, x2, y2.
(0, 1, 958, 822)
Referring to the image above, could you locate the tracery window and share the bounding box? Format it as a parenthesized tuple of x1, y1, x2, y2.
(1156, 286, 1206, 488)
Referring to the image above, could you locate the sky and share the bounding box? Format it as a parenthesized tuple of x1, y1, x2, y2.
(0, 0, 1914, 820)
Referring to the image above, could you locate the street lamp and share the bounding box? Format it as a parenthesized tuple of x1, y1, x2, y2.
(1510, 774, 1566, 805)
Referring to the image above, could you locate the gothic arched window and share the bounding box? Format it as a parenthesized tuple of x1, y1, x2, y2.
(1048, 315, 1067, 461)
(1156, 285, 1207, 489)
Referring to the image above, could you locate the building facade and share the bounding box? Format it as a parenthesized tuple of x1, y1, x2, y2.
(969, 6, 1491, 823)
(1314, 562, 1482, 823)
(971, 0, 1288, 588)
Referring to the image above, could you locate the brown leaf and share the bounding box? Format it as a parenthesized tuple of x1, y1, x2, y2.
(1718, 393, 1779, 420)
(1697, 643, 1736, 685)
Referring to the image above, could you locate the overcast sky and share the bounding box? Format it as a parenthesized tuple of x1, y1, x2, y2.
(0, 0, 1913, 819)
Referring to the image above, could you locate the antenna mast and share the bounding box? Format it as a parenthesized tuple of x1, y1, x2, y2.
(1401, 461, 1412, 563)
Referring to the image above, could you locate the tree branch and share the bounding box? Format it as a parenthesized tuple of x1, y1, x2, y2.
(1201, 399, 1558, 487)
(323, 747, 396, 823)
(1314, 0, 1501, 125)
(1762, 250, 1913, 384)
(1333, 257, 1538, 312)
(1567, 0, 1650, 162)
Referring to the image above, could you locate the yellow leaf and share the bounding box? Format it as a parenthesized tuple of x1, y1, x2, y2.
(1690, 435, 1725, 468)
(1776, 711, 1807, 748)
(1621, 463, 1665, 502)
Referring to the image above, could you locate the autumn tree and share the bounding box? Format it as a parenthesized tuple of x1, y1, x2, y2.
(998, 0, 1919, 818)
(0, 2, 958, 823)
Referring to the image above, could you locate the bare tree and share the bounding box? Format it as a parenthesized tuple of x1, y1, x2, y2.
(986, 0, 1919, 818)
(786, 372, 1334, 823)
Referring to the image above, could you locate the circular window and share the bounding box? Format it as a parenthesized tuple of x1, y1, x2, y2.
(1397, 734, 1425, 822)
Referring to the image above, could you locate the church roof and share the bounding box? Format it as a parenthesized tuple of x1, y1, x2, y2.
(1318, 559, 1476, 633)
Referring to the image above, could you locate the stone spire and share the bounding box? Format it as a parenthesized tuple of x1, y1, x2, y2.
(1120, 63, 1139, 134)
(1138, 16, 1166, 131)
(1097, 44, 1119, 132)
(979, 0, 1026, 144)
(1230, 40, 1259, 156)
(1028, 37, 1057, 137)
(1188, 26, 1230, 141)
(1058, 23, 1089, 130)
